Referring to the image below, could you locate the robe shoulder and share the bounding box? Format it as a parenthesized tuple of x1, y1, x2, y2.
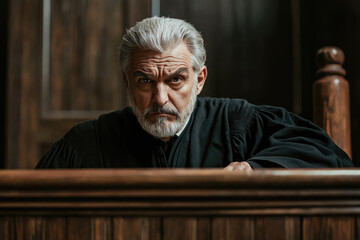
(227, 102, 354, 168)
(35, 119, 99, 168)
(35, 108, 134, 168)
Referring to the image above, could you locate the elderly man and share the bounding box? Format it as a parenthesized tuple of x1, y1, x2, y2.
(36, 16, 353, 169)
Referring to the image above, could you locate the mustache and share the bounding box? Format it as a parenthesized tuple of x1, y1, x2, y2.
(144, 104, 180, 119)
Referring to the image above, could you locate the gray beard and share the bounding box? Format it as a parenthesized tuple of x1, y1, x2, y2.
(128, 80, 197, 139)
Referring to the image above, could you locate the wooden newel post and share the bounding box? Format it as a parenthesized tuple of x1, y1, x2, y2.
(313, 46, 352, 159)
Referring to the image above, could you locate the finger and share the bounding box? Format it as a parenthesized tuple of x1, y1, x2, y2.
(223, 162, 252, 171)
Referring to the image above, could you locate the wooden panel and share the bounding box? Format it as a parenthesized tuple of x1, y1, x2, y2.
(0, 217, 16, 240)
(67, 217, 92, 240)
(0, 0, 8, 169)
(197, 218, 211, 240)
(42, 217, 67, 240)
(6, 0, 151, 169)
(302, 217, 355, 240)
(6, 0, 42, 169)
(92, 217, 112, 240)
(46, 0, 126, 113)
(212, 217, 255, 240)
(160, 0, 294, 110)
(113, 217, 161, 240)
(255, 217, 300, 240)
(163, 217, 210, 240)
(357, 217, 360, 240)
(18, 217, 43, 240)
(212, 217, 300, 240)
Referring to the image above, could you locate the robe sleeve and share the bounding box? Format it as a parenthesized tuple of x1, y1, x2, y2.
(231, 105, 354, 168)
(35, 120, 100, 168)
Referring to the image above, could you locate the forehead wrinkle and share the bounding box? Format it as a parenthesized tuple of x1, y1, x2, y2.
(134, 59, 189, 78)
(131, 44, 192, 78)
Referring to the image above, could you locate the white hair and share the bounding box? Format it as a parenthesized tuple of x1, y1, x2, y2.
(119, 16, 206, 74)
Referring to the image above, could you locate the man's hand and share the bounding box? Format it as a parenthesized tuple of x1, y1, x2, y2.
(223, 161, 253, 172)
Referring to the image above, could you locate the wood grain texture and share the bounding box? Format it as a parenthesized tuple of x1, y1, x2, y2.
(67, 217, 92, 240)
(211, 217, 300, 240)
(357, 217, 360, 240)
(42, 217, 66, 240)
(6, 0, 151, 169)
(163, 217, 211, 240)
(0, 217, 16, 240)
(0, 169, 359, 215)
(302, 217, 355, 240)
(113, 217, 161, 240)
(47, 0, 126, 112)
(6, 0, 42, 169)
(313, 46, 352, 159)
(92, 217, 112, 240)
(255, 217, 300, 240)
(212, 217, 255, 240)
(0, 169, 359, 239)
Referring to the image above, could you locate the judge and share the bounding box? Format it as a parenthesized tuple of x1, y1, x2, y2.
(36, 16, 353, 170)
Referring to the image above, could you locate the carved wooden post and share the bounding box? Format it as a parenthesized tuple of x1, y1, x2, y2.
(313, 46, 352, 159)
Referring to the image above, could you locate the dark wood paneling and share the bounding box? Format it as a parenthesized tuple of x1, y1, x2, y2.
(212, 217, 301, 240)
(9, 217, 44, 240)
(255, 217, 300, 240)
(43, 217, 67, 240)
(302, 217, 355, 240)
(161, 0, 294, 110)
(47, 0, 126, 112)
(357, 217, 360, 240)
(92, 217, 112, 240)
(6, 0, 151, 168)
(163, 217, 210, 240)
(0, 217, 15, 240)
(67, 217, 92, 240)
(6, 0, 43, 169)
(0, 0, 8, 169)
(212, 217, 255, 240)
(113, 217, 161, 240)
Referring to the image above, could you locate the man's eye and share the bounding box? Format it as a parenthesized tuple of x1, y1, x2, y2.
(171, 77, 182, 83)
(139, 78, 151, 84)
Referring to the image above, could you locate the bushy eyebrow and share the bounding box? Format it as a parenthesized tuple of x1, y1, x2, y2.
(133, 71, 149, 78)
(169, 67, 189, 78)
(133, 67, 189, 79)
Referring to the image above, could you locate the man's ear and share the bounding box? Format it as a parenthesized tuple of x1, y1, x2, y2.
(122, 72, 128, 87)
(196, 66, 207, 95)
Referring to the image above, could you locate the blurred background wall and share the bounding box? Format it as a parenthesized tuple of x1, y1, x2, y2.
(2, 0, 360, 168)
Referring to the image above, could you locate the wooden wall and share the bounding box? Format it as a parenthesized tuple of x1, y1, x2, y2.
(5, 0, 151, 168)
(4, 0, 360, 168)
(161, 0, 295, 110)
(2, 216, 359, 240)
(0, 0, 8, 169)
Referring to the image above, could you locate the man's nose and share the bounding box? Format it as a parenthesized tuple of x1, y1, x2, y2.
(153, 84, 169, 106)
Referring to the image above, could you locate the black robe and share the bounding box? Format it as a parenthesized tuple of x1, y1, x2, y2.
(36, 97, 353, 168)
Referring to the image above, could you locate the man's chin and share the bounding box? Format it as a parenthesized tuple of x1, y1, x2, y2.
(144, 123, 179, 139)
(147, 115, 176, 125)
